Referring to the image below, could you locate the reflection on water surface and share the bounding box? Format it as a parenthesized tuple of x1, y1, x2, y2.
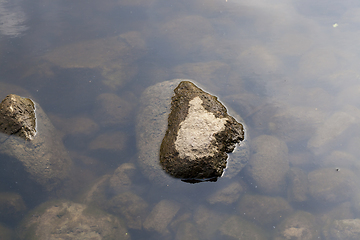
(1, 0, 360, 239)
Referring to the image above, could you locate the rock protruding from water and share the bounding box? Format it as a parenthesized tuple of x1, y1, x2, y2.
(0, 94, 72, 192)
(160, 81, 244, 182)
(0, 94, 36, 140)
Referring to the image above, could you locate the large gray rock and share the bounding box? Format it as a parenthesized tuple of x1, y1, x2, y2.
(17, 200, 130, 240)
(136, 79, 249, 185)
(0, 94, 72, 191)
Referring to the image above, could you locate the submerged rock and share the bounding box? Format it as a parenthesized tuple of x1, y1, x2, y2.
(17, 200, 130, 240)
(0, 94, 72, 191)
(136, 79, 248, 185)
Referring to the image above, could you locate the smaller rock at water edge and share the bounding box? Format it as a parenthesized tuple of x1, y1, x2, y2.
(243, 135, 289, 194)
(0, 94, 72, 192)
(287, 168, 309, 203)
(160, 81, 244, 182)
(218, 215, 267, 240)
(143, 199, 181, 235)
(326, 219, 360, 240)
(308, 168, 357, 204)
(17, 200, 130, 240)
(0, 94, 36, 140)
(107, 191, 149, 230)
(206, 181, 243, 205)
(273, 211, 320, 240)
(238, 194, 293, 227)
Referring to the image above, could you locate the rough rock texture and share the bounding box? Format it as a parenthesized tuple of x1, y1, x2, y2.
(160, 81, 244, 182)
(0, 94, 36, 140)
(17, 200, 130, 240)
(136, 79, 248, 185)
(0, 94, 72, 191)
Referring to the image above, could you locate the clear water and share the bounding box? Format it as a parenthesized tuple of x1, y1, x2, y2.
(1, 0, 360, 239)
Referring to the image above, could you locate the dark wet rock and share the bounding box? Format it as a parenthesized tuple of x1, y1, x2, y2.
(243, 135, 289, 194)
(17, 200, 130, 240)
(0, 192, 27, 223)
(238, 194, 293, 227)
(308, 168, 357, 204)
(160, 81, 244, 182)
(287, 168, 309, 203)
(107, 191, 148, 230)
(274, 211, 320, 240)
(219, 215, 267, 240)
(143, 199, 181, 235)
(325, 219, 360, 240)
(0, 94, 72, 191)
(206, 181, 243, 205)
(136, 79, 249, 185)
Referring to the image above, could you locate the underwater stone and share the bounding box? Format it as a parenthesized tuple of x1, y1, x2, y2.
(160, 81, 244, 182)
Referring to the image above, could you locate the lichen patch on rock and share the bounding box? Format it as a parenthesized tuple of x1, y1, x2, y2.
(175, 96, 228, 161)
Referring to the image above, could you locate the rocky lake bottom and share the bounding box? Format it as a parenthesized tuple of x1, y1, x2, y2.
(1, 0, 360, 239)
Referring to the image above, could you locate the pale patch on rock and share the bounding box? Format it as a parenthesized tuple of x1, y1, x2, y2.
(175, 96, 228, 161)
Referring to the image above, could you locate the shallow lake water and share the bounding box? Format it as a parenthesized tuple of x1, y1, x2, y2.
(1, 0, 360, 239)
